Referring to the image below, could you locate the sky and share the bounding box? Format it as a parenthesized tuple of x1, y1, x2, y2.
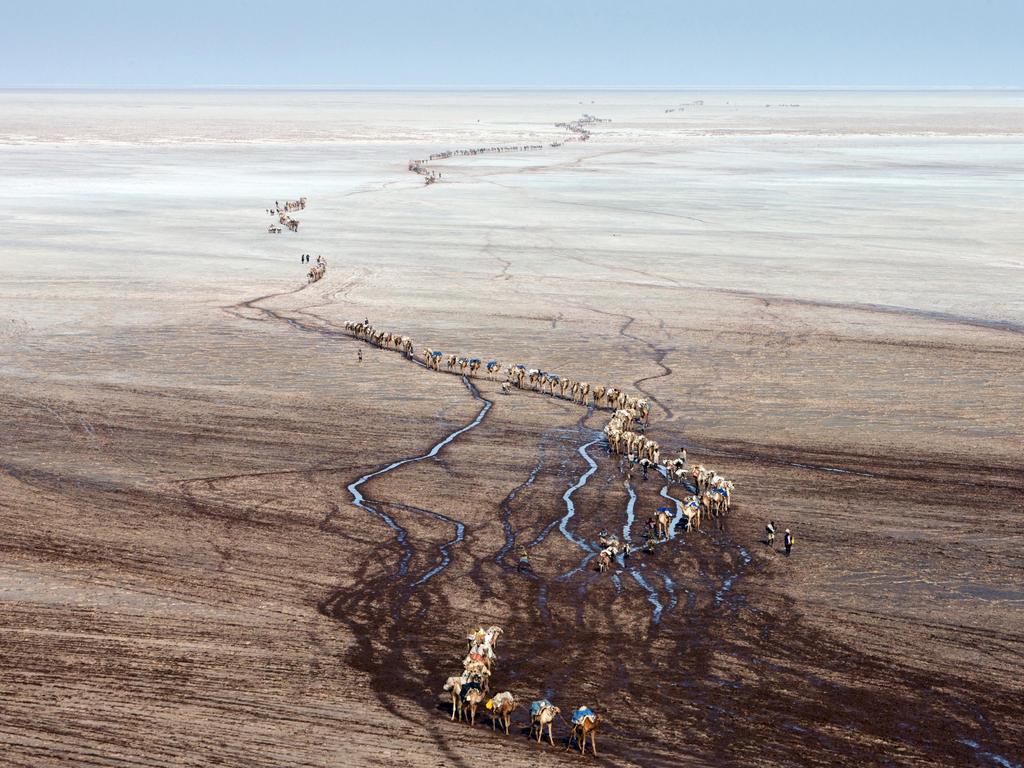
(2, 0, 1021, 88)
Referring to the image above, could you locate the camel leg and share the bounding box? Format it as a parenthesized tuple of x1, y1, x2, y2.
(591, 732, 598, 756)
(450, 695, 457, 720)
(548, 722, 555, 746)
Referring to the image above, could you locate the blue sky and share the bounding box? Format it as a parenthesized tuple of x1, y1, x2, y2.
(3, 0, 1021, 87)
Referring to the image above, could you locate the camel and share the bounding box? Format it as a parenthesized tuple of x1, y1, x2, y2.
(485, 625, 503, 649)
(463, 685, 485, 725)
(458, 357, 469, 374)
(424, 349, 443, 370)
(669, 456, 686, 482)
(464, 648, 493, 673)
(568, 710, 603, 756)
(691, 465, 713, 492)
(656, 509, 672, 540)
(486, 360, 501, 379)
(605, 388, 619, 409)
(711, 485, 732, 515)
(501, 381, 513, 395)
(466, 625, 502, 649)
(505, 364, 527, 388)
(577, 382, 591, 405)
(489, 691, 516, 735)
(529, 701, 560, 745)
(443, 674, 472, 720)
(700, 490, 715, 515)
(592, 385, 606, 406)
(682, 497, 701, 530)
(605, 428, 622, 454)
(462, 662, 491, 692)
(596, 551, 612, 573)
(446, 354, 457, 371)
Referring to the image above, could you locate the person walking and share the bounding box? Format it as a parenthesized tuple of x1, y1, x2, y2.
(357, 348, 363, 363)
(766, 520, 776, 547)
(784, 528, 794, 557)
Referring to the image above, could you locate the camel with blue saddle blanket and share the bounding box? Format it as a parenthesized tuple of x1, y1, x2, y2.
(567, 705, 603, 755)
(529, 699, 560, 745)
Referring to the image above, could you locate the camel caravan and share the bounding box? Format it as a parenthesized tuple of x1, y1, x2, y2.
(409, 144, 545, 185)
(409, 115, 609, 184)
(441, 625, 604, 755)
(338, 317, 738, 542)
(267, 197, 305, 232)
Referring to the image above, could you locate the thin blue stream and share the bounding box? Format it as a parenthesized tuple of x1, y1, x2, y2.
(346, 376, 490, 579)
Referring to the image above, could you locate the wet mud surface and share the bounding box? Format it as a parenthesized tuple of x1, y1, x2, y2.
(6, 279, 1021, 767)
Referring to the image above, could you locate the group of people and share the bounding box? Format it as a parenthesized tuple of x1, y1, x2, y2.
(765, 519, 795, 556)
(268, 197, 306, 214)
(299, 253, 322, 265)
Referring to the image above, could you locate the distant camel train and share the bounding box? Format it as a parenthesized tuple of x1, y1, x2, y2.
(408, 114, 607, 184)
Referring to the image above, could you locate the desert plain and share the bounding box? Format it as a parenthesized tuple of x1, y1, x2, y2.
(1, 89, 1022, 767)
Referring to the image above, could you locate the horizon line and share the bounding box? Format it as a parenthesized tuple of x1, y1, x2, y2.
(1, 84, 1021, 92)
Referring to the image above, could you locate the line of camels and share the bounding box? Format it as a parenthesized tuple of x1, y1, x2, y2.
(341, 319, 737, 551)
(442, 625, 604, 755)
(267, 197, 305, 233)
(407, 114, 606, 185)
